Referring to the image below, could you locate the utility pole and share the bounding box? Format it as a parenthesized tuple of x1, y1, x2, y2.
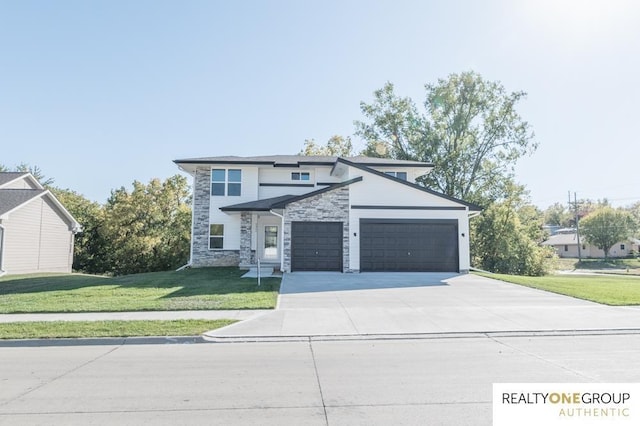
(569, 191, 582, 262)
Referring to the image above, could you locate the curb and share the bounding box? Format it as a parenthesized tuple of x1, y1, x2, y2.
(0, 335, 208, 347)
(202, 328, 640, 343)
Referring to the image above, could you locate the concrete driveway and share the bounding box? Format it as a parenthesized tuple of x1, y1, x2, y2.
(205, 272, 640, 340)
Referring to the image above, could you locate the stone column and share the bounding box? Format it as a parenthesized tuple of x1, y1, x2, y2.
(239, 212, 253, 265)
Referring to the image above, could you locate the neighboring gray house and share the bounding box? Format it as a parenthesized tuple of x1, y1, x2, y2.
(0, 172, 81, 275)
(175, 155, 482, 273)
(541, 228, 637, 258)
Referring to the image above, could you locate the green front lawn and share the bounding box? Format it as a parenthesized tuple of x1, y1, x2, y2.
(555, 258, 640, 275)
(0, 319, 235, 339)
(478, 272, 640, 305)
(0, 267, 280, 313)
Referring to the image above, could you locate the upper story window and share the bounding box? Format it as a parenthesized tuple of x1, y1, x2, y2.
(291, 172, 310, 181)
(384, 171, 407, 180)
(211, 169, 242, 196)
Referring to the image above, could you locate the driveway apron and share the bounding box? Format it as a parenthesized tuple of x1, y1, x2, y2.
(205, 272, 640, 339)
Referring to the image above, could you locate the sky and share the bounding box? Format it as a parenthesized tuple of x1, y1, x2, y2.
(1, 0, 639, 208)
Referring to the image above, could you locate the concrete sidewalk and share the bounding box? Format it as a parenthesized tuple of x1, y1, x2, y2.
(204, 273, 640, 341)
(0, 310, 270, 323)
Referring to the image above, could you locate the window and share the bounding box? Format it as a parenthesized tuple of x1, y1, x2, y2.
(384, 171, 407, 180)
(621, 244, 626, 250)
(211, 169, 242, 196)
(564, 245, 569, 252)
(291, 172, 310, 181)
(228, 169, 242, 196)
(209, 224, 224, 249)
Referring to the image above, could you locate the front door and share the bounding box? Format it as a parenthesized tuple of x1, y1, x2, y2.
(263, 225, 279, 261)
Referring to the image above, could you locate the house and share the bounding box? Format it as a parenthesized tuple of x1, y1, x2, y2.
(174, 155, 481, 273)
(0, 172, 81, 275)
(541, 228, 635, 258)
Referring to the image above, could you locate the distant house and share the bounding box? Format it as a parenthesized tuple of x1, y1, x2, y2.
(541, 228, 635, 258)
(0, 172, 81, 275)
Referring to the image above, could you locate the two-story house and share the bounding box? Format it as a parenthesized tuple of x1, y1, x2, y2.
(0, 172, 80, 275)
(174, 155, 481, 273)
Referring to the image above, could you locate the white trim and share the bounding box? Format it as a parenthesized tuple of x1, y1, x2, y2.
(269, 209, 285, 272)
(0, 223, 5, 274)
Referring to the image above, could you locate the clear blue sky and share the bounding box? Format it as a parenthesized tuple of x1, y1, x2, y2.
(1, 0, 639, 208)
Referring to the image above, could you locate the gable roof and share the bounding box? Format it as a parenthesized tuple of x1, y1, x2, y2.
(0, 189, 47, 216)
(174, 155, 433, 168)
(0, 172, 30, 188)
(335, 158, 483, 212)
(220, 177, 363, 212)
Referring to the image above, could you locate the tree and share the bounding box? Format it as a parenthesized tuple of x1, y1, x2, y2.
(101, 175, 191, 275)
(0, 163, 54, 186)
(544, 203, 573, 228)
(623, 201, 640, 237)
(355, 71, 537, 205)
(299, 135, 354, 156)
(580, 207, 636, 259)
(50, 188, 109, 273)
(471, 185, 554, 276)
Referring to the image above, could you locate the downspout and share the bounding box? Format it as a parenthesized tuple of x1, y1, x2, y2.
(0, 223, 5, 276)
(270, 209, 285, 272)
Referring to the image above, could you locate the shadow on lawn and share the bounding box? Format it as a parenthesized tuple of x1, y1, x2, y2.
(0, 267, 280, 297)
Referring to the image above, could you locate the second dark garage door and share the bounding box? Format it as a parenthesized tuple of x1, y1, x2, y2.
(360, 219, 459, 272)
(291, 221, 343, 271)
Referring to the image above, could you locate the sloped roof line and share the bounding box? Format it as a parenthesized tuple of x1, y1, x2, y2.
(219, 177, 364, 212)
(335, 158, 483, 212)
(174, 155, 433, 168)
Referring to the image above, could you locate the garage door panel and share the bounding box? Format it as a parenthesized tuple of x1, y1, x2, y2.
(291, 222, 343, 272)
(360, 219, 459, 272)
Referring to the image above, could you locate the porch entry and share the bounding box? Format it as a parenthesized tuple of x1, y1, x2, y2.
(262, 225, 279, 260)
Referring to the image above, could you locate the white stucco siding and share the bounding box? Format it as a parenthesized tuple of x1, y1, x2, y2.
(259, 185, 313, 199)
(2, 197, 74, 274)
(258, 168, 316, 184)
(314, 167, 340, 184)
(348, 168, 462, 208)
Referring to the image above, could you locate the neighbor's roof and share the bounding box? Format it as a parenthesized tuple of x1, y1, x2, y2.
(0, 189, 47, 216)
(541, 232, 581, 246)
(174, 155, 433, 168)
(0, 172, 29, 187)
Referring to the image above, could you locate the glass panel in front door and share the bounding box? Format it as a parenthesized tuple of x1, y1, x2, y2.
(264, 226, 278, 259)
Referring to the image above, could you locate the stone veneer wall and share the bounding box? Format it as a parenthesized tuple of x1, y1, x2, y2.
(191, 166, 239, 267)
(282, 186, 349, 273)
(239, 212, 253, 265)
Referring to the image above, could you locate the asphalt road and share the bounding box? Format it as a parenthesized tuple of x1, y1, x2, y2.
(1, 332, 639, 426)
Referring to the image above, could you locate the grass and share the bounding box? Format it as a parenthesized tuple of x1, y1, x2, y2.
(0, 267, 280, 313)
(0, 319, 235, 339)
(476, 272, 640, 305)
(554, 258, 640, 276)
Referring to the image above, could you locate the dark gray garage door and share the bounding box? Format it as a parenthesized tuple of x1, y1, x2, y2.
(360, 219, 459, 272)
(291, 222, 343, 271)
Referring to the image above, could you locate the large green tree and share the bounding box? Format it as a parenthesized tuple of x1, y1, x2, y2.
(471, 184, 553, 276)
(356, 71, 537, 205)
(580, 207, 635, 259)
(101, 175, 191, 275)
(50, 188, 109, 273)
(299, 135, 354, 156)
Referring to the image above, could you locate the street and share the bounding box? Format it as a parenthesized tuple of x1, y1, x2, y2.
(2, 333, 639, 425)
